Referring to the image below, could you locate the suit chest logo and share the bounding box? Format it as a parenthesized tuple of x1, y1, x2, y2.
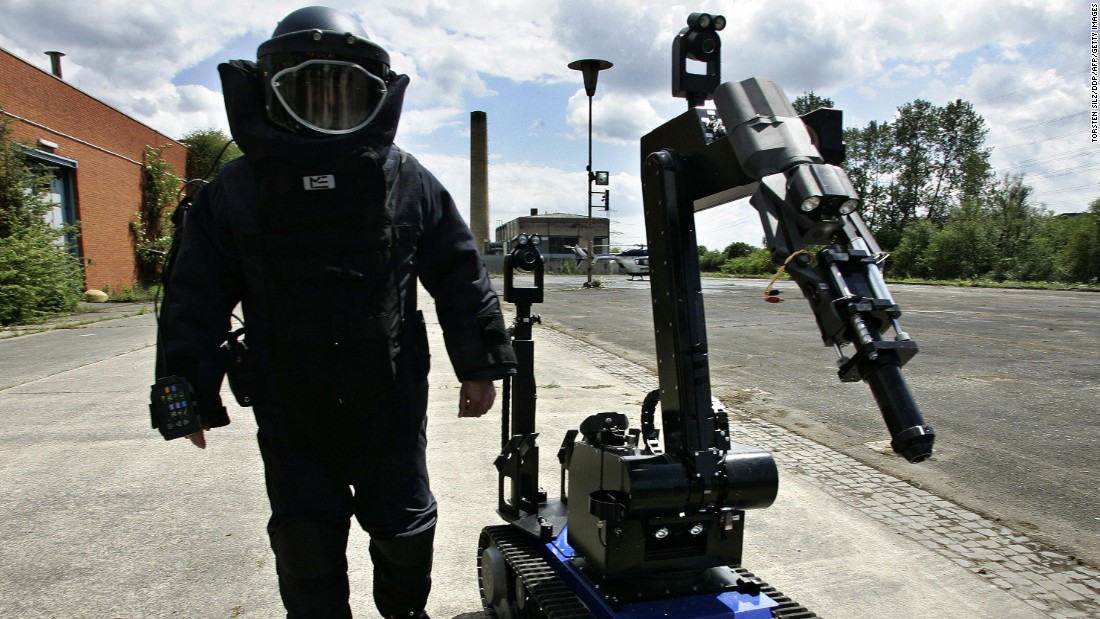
(303, 175, 336, 190)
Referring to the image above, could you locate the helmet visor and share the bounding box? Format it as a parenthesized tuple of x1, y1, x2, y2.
(270, 59, 388, 134)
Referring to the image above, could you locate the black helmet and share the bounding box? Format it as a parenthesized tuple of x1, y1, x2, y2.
(258, 6, 392, 135)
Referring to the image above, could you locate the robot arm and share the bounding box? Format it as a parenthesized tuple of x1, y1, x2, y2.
(713, 78, 934, 463)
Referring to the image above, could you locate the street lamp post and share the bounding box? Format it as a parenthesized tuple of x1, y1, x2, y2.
(568, 58, 612, 288)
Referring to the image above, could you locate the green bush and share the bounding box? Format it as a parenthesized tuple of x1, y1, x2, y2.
(0, 226, 84, 325)
(131, 144, 182, 285)
(178, 128, 241, 181)
(698, 250, 726, 272)
(888, 219, 935, 278)
(1048, 214, 1100, 283)
(0, 112, 85, 325)
(557, 260, 580, 275)
(720, 249, 775, 276)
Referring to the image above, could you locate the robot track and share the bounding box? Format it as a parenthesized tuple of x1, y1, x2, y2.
(478, 525, 817, 619)
(728, 566, 819, 619)
(479, 525, 593, 618)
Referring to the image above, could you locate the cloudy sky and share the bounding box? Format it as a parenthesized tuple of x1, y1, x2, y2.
(0, 0, 1092, 250)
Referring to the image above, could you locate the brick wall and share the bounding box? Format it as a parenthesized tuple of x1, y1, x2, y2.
(0, 46, 188, 292)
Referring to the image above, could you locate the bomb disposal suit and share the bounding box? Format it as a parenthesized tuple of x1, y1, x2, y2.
(155, 7, 516, 618)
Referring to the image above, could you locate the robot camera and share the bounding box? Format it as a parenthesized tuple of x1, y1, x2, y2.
(673, 13, 726, 107)
(687, 12, 726, 32)
(510, 234, 543, 272)
(504, 234, 545, 305)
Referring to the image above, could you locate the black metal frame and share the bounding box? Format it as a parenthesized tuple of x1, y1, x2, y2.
(496, 242, 569, 541)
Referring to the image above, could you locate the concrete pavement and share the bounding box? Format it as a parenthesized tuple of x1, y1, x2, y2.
(0, 295, 1085, 618)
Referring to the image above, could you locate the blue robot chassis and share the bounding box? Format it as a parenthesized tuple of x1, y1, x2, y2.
(479, 524, 815, 619)
(477, 12, 932, 619)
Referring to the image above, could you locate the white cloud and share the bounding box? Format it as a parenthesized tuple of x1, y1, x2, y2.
(964, 63, 1095, 212)
(0, 0, 1091, 220)
(397, 106, 467, 138)
(3, 0, 1078, 134)
(136, 84, 233, 139)
(566, 90, 664, 145)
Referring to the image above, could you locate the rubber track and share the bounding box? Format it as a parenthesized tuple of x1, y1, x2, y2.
(731, 567, 819, 619)
(481, 525, 595, 618)
(481, 525, 818, 619)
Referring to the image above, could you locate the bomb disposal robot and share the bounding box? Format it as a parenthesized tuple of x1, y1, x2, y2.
(478, 13, 933, 619)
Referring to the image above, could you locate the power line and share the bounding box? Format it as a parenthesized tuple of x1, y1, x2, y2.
(1001, 146, 1097, 169)
(987, 112, 1087, 137)
(1032, 183, 1100, 197)
(992, 130, 1079, 150)
(972, 70, 1089, 106)
(1027, 161, 1100, 179)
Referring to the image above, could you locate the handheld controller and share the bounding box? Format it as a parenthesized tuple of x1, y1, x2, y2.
(149, 376, 201, 440)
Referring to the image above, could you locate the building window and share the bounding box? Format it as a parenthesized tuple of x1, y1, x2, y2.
(548, 236, 577, 255)
(24, 148, 78, 254)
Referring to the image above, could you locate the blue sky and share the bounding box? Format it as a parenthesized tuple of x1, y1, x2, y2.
(0, 0, 1092, 251)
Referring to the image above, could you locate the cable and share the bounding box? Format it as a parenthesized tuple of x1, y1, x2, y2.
(992, 130, 1080, 150)
(176, 139, 238, 201)
(972, 70, 1089, 106)
(987, 112, 1086, 137)
(763, 249, 811, 303)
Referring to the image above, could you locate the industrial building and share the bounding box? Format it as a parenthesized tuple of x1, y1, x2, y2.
(494, 210, 613, 273)
(467, 111, 616, 275)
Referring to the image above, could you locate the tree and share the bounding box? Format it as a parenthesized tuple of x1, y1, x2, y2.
(843, 98, 992, 249)
(178, 128, 241, 184)
(723, 241, 756, 260)
(843, 120, 894, 233)
(985, 173, 1041, 280)
(792, 91, 834, 116)
(0, 112, 84, 324)
(923, 99, 992, 224)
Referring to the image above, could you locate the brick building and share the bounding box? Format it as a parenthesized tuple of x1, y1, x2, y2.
(0, 46, 187, 292)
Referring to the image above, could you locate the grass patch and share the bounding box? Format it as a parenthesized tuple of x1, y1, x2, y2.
(102, 283, 162, 302)
(700, 271, 1100, 292)
(886, 277, 1100, 292)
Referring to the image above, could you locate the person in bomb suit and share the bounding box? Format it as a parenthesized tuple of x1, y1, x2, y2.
(155, 6, 516, 618)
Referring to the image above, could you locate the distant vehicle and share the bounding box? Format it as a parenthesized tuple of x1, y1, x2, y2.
(567, 245, 649, 279)
(614, 247, 649, 280)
